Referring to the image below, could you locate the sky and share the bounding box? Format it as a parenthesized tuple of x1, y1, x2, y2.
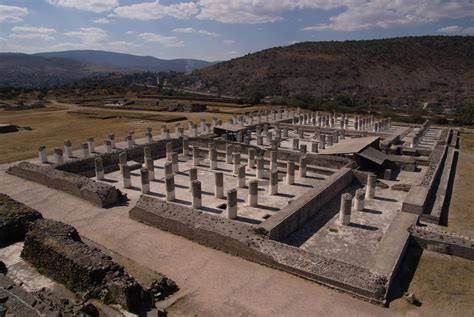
(0, 0, 473, 61)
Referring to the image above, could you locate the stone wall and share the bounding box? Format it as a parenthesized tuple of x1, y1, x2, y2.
(0, 193, 43, 247)
(409, 225, 474, 260)
(7, 162, 124, 207)
(21, 219, 177, 313)
(129, 195, 388, 304)
(260, 168, 354, 241)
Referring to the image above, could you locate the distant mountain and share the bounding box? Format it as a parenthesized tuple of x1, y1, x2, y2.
(35, 50, 216, 73)
(177, 36, 474, 103)
(0, 50, 217, 88)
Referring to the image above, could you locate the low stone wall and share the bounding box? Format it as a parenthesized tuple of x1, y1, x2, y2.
(129, 195, 388, 304)
(409, 225, 474, 260)
(260, 168, 353, 241)
(21, 219, 176, 313)
(0, 193, 43, 247)
(7, 162, 124, 207)
(57, 138, 183, 177)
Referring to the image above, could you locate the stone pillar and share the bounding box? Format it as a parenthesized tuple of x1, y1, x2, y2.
(192, 180, 202, 208)
(104, 139, 112, 154)
(38, 145, 47, 163)
(300, 144, 307, 154)
(165, 175, 175, 201)
(182, 137, 190, 156)
(172, 152, 179, 173)
(233, 151, 240, 175)
(248, 148, 256, 168)
(327, 134, 333, 146)
(129, 131, 135, 145)
(226, 144, 233, 164)
(299, 156, 307, 177)
(140, 168, 150, 194)
(227, 188, 238, 219)
(339, 193, 352, 225)
(292, 138, 299, 151)
(189, 167, 197, 191)
(193, 146, 200, 166)
(269, 170, 278, 195)
(298, 129, 304, 139)
(270, 150, 278, 173)
(164, 162, 173, 177)
(237, 165, 246, 188)
(311, 142, 319, 153)
(109, 133, 116, 148)
(248, 179, 259, 207)
(283, 127, 288, 138)
(144, 146, 151, 160)
(64, 140, 73, 158)
(145, 157, 155, 181)
(320, 135, 326, 149)
(95, 157, 104, 180)
(146, 131, 153, 144)
(87, 137, 95, 154)
(81, 143, 89, 158)
(119, 152, 127, 173)
(257, 157, 265, 179)
(122, 165, 131, 188)
(215, 172, 224, 198)
(354, 189, 365, 211)
(366, 173, 376, 199)
(166, 142, 173, 161)
(210, 147, 217, 170)
(126, 135, 133, 149)
(53, 148, 63, 165)
(257, 135, 263, 146)
(286, 161, 295, 185)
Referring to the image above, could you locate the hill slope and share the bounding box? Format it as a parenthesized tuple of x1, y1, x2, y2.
(181, 36, 474, 103)
(35, 50, 216, 73)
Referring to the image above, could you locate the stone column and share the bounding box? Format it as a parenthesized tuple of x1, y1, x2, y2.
(182, 137, 190, 156)
(95, 157, 104, 180)
(237, 165, 246, 188)
(53, 148, 63, 165)
(327, 134, 333, 146)
(109, 133, 115, 148)
(172, 152, 179, 173)
(366, 173, 376, 199)
(257, 157, 265, 179)
(126, 135, 133, 149)
(104, 139, 112, 154)
(248, 179, 258, 207)
(119, 152, 127, 173)
(193, 146, 200, 166)
(192, 180, 202, 208)
(339, 193, 352, 225)
(166, 142, 173, 161)
(122, 165, 131, 188)
(64, 140, 73, 158)
(299, 156, 307, 177)
(270, 150, 278, 172)
(165, 175, 175, 201)
(140, 168, 150, 194)
(145, 157, 155, 181)
(144, 146, 151, 160)
(298, 129, 304, 139)
(38, 145, 47, 163)
(146, 131, 153, 144)
(311, 142, 319, 153)
(210, 147, 217, 170)
(300, 144, 307, 154)
(226, 144, 233, 164)
(248, 148, 256, 168)
(320, 135, 326, 149)
(227, 188, 238, 219)
(283, 127, 288, 138)
(87, 137, 95, 153)
(189, 167, 197, 191)
(269, 170, 278, 195)
(286, 161, 295, 185)
(215, 172, 224, 198)
(81, 143, 89, 158)
(129, 131, 135, 145)
(354, 189, 365, 211)
(233, 151, 240, 175)
(161, 160, 171, 178)
(292, 138, 299, 150)
(257, 135, 263, 146)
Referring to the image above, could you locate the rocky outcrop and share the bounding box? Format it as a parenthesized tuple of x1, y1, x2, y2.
(0, 193, 43, 247)
(21, 219, 177, 313)
(7, 162, 124, 207)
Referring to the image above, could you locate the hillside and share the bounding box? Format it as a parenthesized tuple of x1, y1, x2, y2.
(35, 50, 216, 73)
(180, 36, 474, 103)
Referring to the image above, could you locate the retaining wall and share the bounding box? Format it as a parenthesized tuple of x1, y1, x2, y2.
(260, 168, 353, 241)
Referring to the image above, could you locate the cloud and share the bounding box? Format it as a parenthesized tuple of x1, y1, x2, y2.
(302, 0, 474, 32)
(94, 17, 112, 24)
(65, 27, 108, 43)
(46, 0, 118, 13)
(0, 4, 28, 23)
(139, 32, 184, 47)
(173, 27, 219, 36)
(112, 1, 198, 21)
(63, 26, 142, 52)
(9, 26, 56, 40)
(222, 39, 235, 45)
(125, 31, 135, 35)
(438, 25, 474, 35)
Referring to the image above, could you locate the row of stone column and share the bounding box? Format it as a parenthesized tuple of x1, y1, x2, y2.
(338, 173, 376, 225)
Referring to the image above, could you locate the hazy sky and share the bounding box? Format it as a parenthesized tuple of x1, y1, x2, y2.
(1, 0, 473, 61)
